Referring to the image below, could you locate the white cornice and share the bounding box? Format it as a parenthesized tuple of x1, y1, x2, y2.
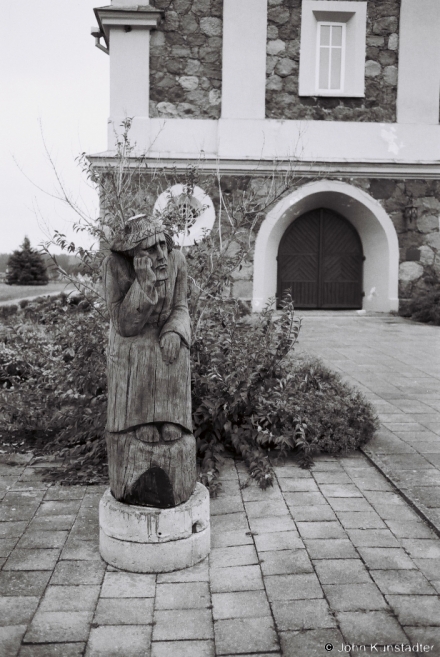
(87, 154, 440, 179)
(94, 5, 162, 46)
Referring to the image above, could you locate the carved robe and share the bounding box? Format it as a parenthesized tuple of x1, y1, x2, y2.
(103, 248, 192, 434)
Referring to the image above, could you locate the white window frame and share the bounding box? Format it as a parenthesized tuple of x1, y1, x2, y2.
(299, 0, 367, 98)
(316, 21, 346, 95)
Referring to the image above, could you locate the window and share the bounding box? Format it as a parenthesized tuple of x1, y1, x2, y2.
(299, 1, 367, 98)
(153, 185, 215, 247)
(317, 22, 346, 93)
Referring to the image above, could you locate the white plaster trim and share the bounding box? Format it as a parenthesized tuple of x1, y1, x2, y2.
(222, 0, 267, 119)
(90, 153, 440, 180)
(104, 118, 440, 165)
(100, 12, 160, 25)
(397, 0, 440, 125)
(299, 0, 367, 98)
(111, 0, 157, 6)
(252, 180, 399, 313)
(109, 28, 151, 120)
(95, 7, 161, 44)
(153, 184, 215, 247)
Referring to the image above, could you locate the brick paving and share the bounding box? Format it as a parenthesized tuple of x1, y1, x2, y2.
(1, 451, 440, 656)
(297, 312, 440, 533)
(0, 313, 439, 656)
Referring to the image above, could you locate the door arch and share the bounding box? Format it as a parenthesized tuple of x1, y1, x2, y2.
(277, 208, 364, 309)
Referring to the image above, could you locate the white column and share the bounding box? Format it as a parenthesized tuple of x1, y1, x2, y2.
(110, 27, 151, 121)
(397, 0, 440, 124)
(222, 0, 268, 120)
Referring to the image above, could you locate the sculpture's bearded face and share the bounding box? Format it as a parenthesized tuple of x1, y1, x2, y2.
(134, 233, 169, 281)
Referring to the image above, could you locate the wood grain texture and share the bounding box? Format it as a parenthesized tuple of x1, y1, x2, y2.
(103, 246, 196, 508)
(106, 430, 197, 508)
(103, 249, 192, 433)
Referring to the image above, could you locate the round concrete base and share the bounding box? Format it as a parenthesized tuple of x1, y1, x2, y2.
(99, 483, 210, 573)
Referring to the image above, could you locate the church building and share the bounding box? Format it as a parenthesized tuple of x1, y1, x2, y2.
(90, 0, 440, 313)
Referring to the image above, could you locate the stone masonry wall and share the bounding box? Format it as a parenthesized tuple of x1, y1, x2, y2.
(149, 0, 223, 119)
(361, 178, 440, 301)
(266, 0, 400, 122)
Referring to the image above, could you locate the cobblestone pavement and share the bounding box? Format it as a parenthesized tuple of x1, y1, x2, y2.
(1, 313, 439, 656)
(297, 313, 440, 533)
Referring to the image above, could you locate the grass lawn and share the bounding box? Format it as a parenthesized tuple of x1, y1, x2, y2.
(0, 282, 75, 304)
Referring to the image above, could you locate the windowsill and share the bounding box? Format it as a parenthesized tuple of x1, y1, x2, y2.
(302, 91, 366, 98)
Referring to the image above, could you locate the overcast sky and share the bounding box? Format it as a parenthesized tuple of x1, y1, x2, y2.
(0, 1, 109, 253)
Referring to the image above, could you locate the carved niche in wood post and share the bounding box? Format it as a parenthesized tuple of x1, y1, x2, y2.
(103, 215, 196, 509)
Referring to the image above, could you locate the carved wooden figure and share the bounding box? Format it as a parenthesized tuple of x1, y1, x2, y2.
(103, 215, 196, 509)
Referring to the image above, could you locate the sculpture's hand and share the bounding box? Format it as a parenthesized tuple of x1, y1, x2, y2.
(160, 332, 181, 365)
(134, 255, 156, 289)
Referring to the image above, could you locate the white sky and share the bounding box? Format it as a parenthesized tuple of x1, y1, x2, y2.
(0, 1, 109, 253)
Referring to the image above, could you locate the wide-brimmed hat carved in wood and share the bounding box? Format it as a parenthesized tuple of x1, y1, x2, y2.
(110, 214, 174, 253)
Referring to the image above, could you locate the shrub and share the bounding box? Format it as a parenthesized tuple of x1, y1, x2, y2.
(0, 294, 108, 484)
(399, 269, 440, 326)
(406, 286, 440, 326)
(280, 358, 379, 459)
(0, 293, 378, 490)
(0, 304, 18, 320)
(192, 298, 378, 490)
(193, 297, 302, 491)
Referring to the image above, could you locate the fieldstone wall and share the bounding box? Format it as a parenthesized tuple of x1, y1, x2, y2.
(149, 0, 223, 119)
(266, 0, 400, 122)
(361, 178, 440, 301)
(217, 175, 440, 303)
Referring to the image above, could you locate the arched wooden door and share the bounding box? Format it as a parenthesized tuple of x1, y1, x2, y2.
(277, 208, 364, 309)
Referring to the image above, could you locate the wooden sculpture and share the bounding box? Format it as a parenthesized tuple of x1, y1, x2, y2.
(102, 215, 196, 508)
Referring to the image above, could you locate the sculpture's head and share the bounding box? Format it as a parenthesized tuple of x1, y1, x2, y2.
(133, 233, 169, 281)
(110, 215, 174, 281)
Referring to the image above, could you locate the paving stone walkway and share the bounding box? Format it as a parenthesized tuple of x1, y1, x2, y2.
(297, 312, 440, 533)
(0, 313, 439, 656)
(1, 450, 440, 656)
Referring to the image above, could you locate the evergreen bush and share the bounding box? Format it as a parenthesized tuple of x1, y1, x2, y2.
(5, 237, 48, 286)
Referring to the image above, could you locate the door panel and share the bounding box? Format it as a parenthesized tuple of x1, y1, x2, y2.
(277, 209, 363, 309)
(321, 211, 363, 308)
(278, 210, 320, 308)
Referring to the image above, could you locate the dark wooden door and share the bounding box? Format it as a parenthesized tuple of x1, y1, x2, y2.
(277, 208, 363, 309)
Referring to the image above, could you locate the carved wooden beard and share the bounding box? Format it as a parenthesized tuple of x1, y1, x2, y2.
(154, 260, 169, 282)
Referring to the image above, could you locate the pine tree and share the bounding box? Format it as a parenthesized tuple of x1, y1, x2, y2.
(5, 237, 49, 286)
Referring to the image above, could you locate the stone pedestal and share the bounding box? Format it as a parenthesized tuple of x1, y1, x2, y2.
(99, 483, 210, 573)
